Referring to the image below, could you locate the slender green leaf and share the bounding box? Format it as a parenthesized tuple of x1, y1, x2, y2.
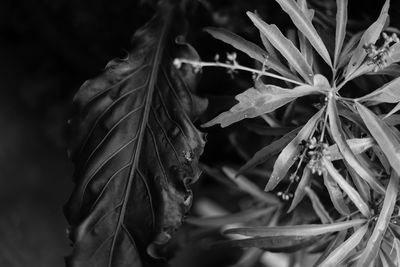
(223, 167, 281, 205)
(394, 238, 400, 265)
(356, 102, 400, 176)
(224, 219, 366, 237)
(203, 77, 326, 128)
(323, 158, 371, 217)
(328, 138, 375, 161)
(205, 27, 297, 80)
(338, 31, 363, 69)
(288, 167, 312, 212)
(317, 224, 369, 267)
(334, 0, 348, 67)
(346, 0, 390, 77)
(297, 0, 315, 67)
(345, 162, 371, 203)
(356, 77, 400, 105)
(274, 0, 332, 67)
(247, 12, 314, 83)
(386, 102, 400, 118)
(186, 206, 276, 227)
(356, 171, 399, 266)
(323, 170, 350, 215)
(305, 186, 333, 224)
(328, 95, 385, 194)
(265, 109, 323, 191)
(260, 32, 280, 62)
(314, 230, 347, 266)
(239, 127, 302, 174)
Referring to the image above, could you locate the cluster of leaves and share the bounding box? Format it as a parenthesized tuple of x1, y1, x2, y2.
(178, 0, 400, 266)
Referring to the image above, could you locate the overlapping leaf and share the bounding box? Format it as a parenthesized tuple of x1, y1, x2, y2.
(327, 138, 375, 161)
(64, 3, 206, 266)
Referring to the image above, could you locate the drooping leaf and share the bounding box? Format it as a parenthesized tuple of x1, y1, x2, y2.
(239, 127, 302, 175)
(356, 77, 400, 105)
(323, 168, 350, 216)
(305, 186, 333, 224)
(186, 206, 276, 227)
(218, 235, 319, 252)
(328, 95, 385, 194)
(316, 224, 369, 267)
(273, 0, 332, 67)
(322, 158, 371, 217)
(265, 109, 323, 191)
(356, 102, 400, 176)
(334, 0, 348, 67)
(222, 167, 281, 205)
(356, 171, 399, 266)
(288, 167, 312, 213)
(327, 138, 375, 161)
(205, 27, 297, 80)
(64, 3, 206, 267)
(247, 12, 314, 83)
(203, 76, 327, 128)
(224, 219, 366, 237)
(346, 0, 390, 77)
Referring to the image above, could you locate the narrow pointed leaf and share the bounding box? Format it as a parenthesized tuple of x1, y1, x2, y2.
(239, 127, 302, 174)
(347, 0, 390, 76)
(317, 224, 369, 267)
(265, 109, 323, 191)
(205, 27, 297, 80)
(323, 170, 350, 215)
(64, 4, 206, 266)
(223, 167, 281, 205)
(356, 102, 400, 176)
(356, 77, 400, 105)
(356, 171, 399, 266)
(274, 0, 332, 67)
(323, 158, 370, 217)
(328, 138, 375, 161)
(305, 187, 333, 224)
(203, 76, 326, 128)
(387, 42, 400, 65)
(328, 95, 385, 194)
(297, 0, 315, 67)
(224, 219, 366, 237)
(386, 102, 400, 118)
(288, 167, 312, 212)
(247, 12, 314, 83)
(314, 230, 347, 266)
(186, 206, 276, 227)
(334, 0, 348, 67)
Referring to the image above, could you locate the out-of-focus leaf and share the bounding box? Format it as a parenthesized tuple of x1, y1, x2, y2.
(203, 76, 327, 128)
(222, 167, 281, 205)
(186, 206, 276, 227)
(356, 102, 400, 176)
(327, 138, 375, 161)
(260, 32, 280, 63)
(356, 77, 400, 105)
(323, 158, 370, 217)
(328, 95, 385, 194)
(224, 219, 366, 237)
(394, 238, 400, 265)
(273, 0, 332, 67)
(64, 3, 206, 266)
(323, 168, 350, 215)
(317, 224, 369, 267)
(346, 0, 390, 77)
(243, 122, 298, 136)
(356, 171, 399, 266)
(314, 230, 347, 266)
(387, 42, 400, 65)
(288, 167, 312, 213)
(239, 127, 301, 175)
(367, 64, 400, 77)
(218, 235, 318, 252)
(265, 109, 323, 191)
(247, 12, 314, 83)
(205, 27, 297, 80)
(305, 187, 333, 224)
(386, 102, 400, 118)
(334, 0, 348, 67)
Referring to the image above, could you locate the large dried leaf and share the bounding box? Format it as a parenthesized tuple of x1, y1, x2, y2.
(273, 0, 332, 67)
(247, 12, 314, 83)
(203, 75, 328, 128)
(64, 4, 206, 267)
(356, 171, 399, 266)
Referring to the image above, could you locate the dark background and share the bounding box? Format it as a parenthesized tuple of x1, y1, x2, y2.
(0, 0, 396, 266)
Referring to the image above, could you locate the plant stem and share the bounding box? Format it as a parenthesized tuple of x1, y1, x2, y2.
(176, 58, 306, 86)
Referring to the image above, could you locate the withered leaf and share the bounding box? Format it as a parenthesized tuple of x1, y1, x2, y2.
(64, 2, 206, 267)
